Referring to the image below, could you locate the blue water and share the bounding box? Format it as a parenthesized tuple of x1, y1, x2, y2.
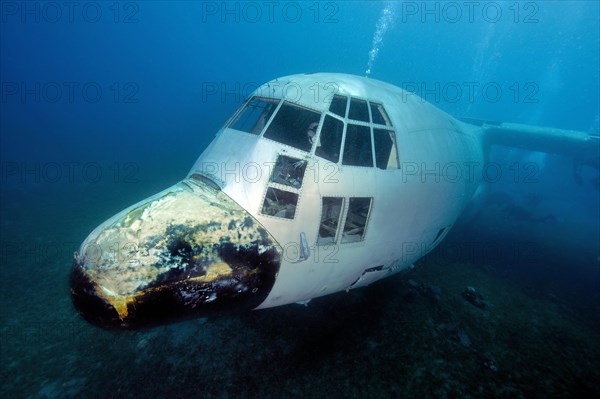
(1, 2, 599, 398)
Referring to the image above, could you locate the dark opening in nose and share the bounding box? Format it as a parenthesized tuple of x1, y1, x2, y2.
(70, 264, 123, 329)
(70, 241, 280, 330)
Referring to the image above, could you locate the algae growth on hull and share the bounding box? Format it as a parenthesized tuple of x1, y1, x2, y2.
(71, 177, 281, 329)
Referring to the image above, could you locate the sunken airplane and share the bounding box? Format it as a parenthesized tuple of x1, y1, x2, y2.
(71, 73, 599, 329)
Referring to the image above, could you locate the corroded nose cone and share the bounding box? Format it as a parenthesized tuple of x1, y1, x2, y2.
(70, 177, 281, 329)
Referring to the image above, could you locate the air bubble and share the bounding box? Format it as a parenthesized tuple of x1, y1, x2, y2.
(365, 2, 397, 77)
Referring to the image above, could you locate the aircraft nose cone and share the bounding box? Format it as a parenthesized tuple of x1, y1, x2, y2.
(70, 177, 281, 329)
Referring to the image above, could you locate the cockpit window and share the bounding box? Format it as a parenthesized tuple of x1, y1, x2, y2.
(317, 197, 343, 245)
(370, 102, 392, 126)
(317, 115, 343, 163)
(316, 96, 399, 169)
(329, 95, 348, 117)
(263, 102, 321, 152)
(260, 155, 305, 220)
(348, 98, 370, 122)
(270, 155, 306, 189)
(229, 95, 399, 170)
(229, 97, 278, 135)
(342, 197, 372, 243)
(342, 124, 373, 167)
(373, 129, 399, 169)
(261, 187, 298, 219)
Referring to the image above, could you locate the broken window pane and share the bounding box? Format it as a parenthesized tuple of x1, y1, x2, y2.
(269, 155, 307, 189)
(329, 95, 347, 117)
(342, 124, 373, 167)
(348, 98, 370, 122)
(261, 187, 298, 219)
(317, 197, 343, 245)
(370, 102, 392, 126)
(230, 97, 279, 135)
(342, 197, 372, 243)
(263, 102, 321, 152)
(373, 129, 399, 169)
(316, 115, 343, 163)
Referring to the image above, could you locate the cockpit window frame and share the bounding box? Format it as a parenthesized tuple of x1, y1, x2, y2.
(259, 152, 310, 222)
(369, 101, 393, 127)
(261, 100, 323, 154)
(313, 95, 400, 170)
(328, 94, 349, 118)
(224, 95, 400, 170)
(315, 195, 374, 245)
(348, 98, 370, 123)
(260, 186, 300, 220)
(226, 96, 282, 136)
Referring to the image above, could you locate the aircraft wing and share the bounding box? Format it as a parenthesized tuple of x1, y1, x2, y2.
(459, 117, 599, 167)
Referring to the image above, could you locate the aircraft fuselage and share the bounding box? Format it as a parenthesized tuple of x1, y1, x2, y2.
(70, 73, 487, 329)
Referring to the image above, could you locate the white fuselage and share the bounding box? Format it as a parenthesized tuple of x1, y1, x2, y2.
(189, 73, 484, 309)
(71, 73, 489, 329)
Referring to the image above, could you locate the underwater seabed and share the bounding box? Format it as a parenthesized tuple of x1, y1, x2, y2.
(2, 251, 599, 396)
(1, 183, 599, 398)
